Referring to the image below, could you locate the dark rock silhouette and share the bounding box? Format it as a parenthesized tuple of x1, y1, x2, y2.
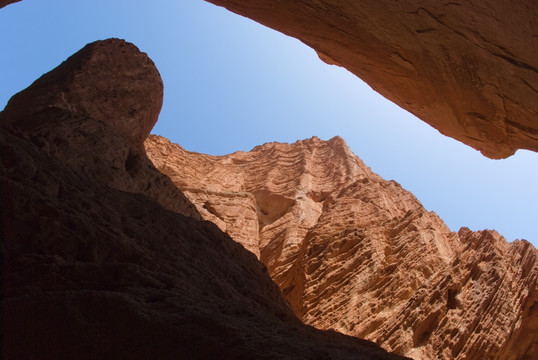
(1, 38, 408, 360)
(0, 0, 20, 9)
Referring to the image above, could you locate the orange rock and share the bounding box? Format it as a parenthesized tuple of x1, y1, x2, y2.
(206, 0, 538, 159)
(146, 134, 538, 360)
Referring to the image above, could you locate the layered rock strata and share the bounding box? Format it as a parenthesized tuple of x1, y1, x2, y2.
(1, 39, 408, 360)
(145, 134, 538, 360)
(205, 0, 538, 159)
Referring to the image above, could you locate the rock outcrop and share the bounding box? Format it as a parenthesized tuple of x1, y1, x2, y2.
(1, 39, 408, 360)
(0, 0, 19, 9)
(1, 38, 200, 220)
(145, 134, 538, 360)
(205, 0, 538, 159)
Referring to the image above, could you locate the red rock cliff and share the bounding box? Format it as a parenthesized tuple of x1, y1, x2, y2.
(145, 134, 538, 360)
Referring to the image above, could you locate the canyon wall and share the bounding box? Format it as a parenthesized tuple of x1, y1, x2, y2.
(146, 134, 538, 360)
(1, 39, 408, 360)
(3, 1, 537, 359)
(205, 0, 538, 159)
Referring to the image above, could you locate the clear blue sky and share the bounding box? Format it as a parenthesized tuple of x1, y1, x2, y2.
(1, 0, 537, 246)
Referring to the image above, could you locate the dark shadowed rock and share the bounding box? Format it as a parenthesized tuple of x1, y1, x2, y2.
(0, 38, 199, 219)
(0, 0, 20, 9)
(2, 38, 162, 145)
(1, 39, 408, 360)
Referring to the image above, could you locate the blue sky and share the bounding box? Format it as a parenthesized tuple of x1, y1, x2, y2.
(1, 0, 537, 246)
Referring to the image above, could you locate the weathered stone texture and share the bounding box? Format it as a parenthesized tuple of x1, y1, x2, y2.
(205, 0, 538, 158)
(146, 133, 538, 360)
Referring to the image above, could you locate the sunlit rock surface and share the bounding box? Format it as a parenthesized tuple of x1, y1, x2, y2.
(146, 134, 538, 360)
(205, 0, 538, 159)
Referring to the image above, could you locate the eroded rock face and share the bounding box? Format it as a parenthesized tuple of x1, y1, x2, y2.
(0, 38, 199, 219)
(2, 38, 162, 145)
(145, 135, 374, 270)
(145, 134, 538, 360)
(2, 39, 408, 360)
(205, 0, 538, 159)
(377, 228, 538, 360)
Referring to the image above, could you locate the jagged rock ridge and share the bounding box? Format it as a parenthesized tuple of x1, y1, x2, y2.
(1, 39, 408, 360)
(145, 134, 538, 360)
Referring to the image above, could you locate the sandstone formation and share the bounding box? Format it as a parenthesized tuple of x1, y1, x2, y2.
(145, 134, 538, 360)
(2, 39, 410, 360)
(0, 38, 200, 220)
(205, 0, 538, 159)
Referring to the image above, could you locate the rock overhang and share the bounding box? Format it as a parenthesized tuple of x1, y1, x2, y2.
(2, 0, 537, 159)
